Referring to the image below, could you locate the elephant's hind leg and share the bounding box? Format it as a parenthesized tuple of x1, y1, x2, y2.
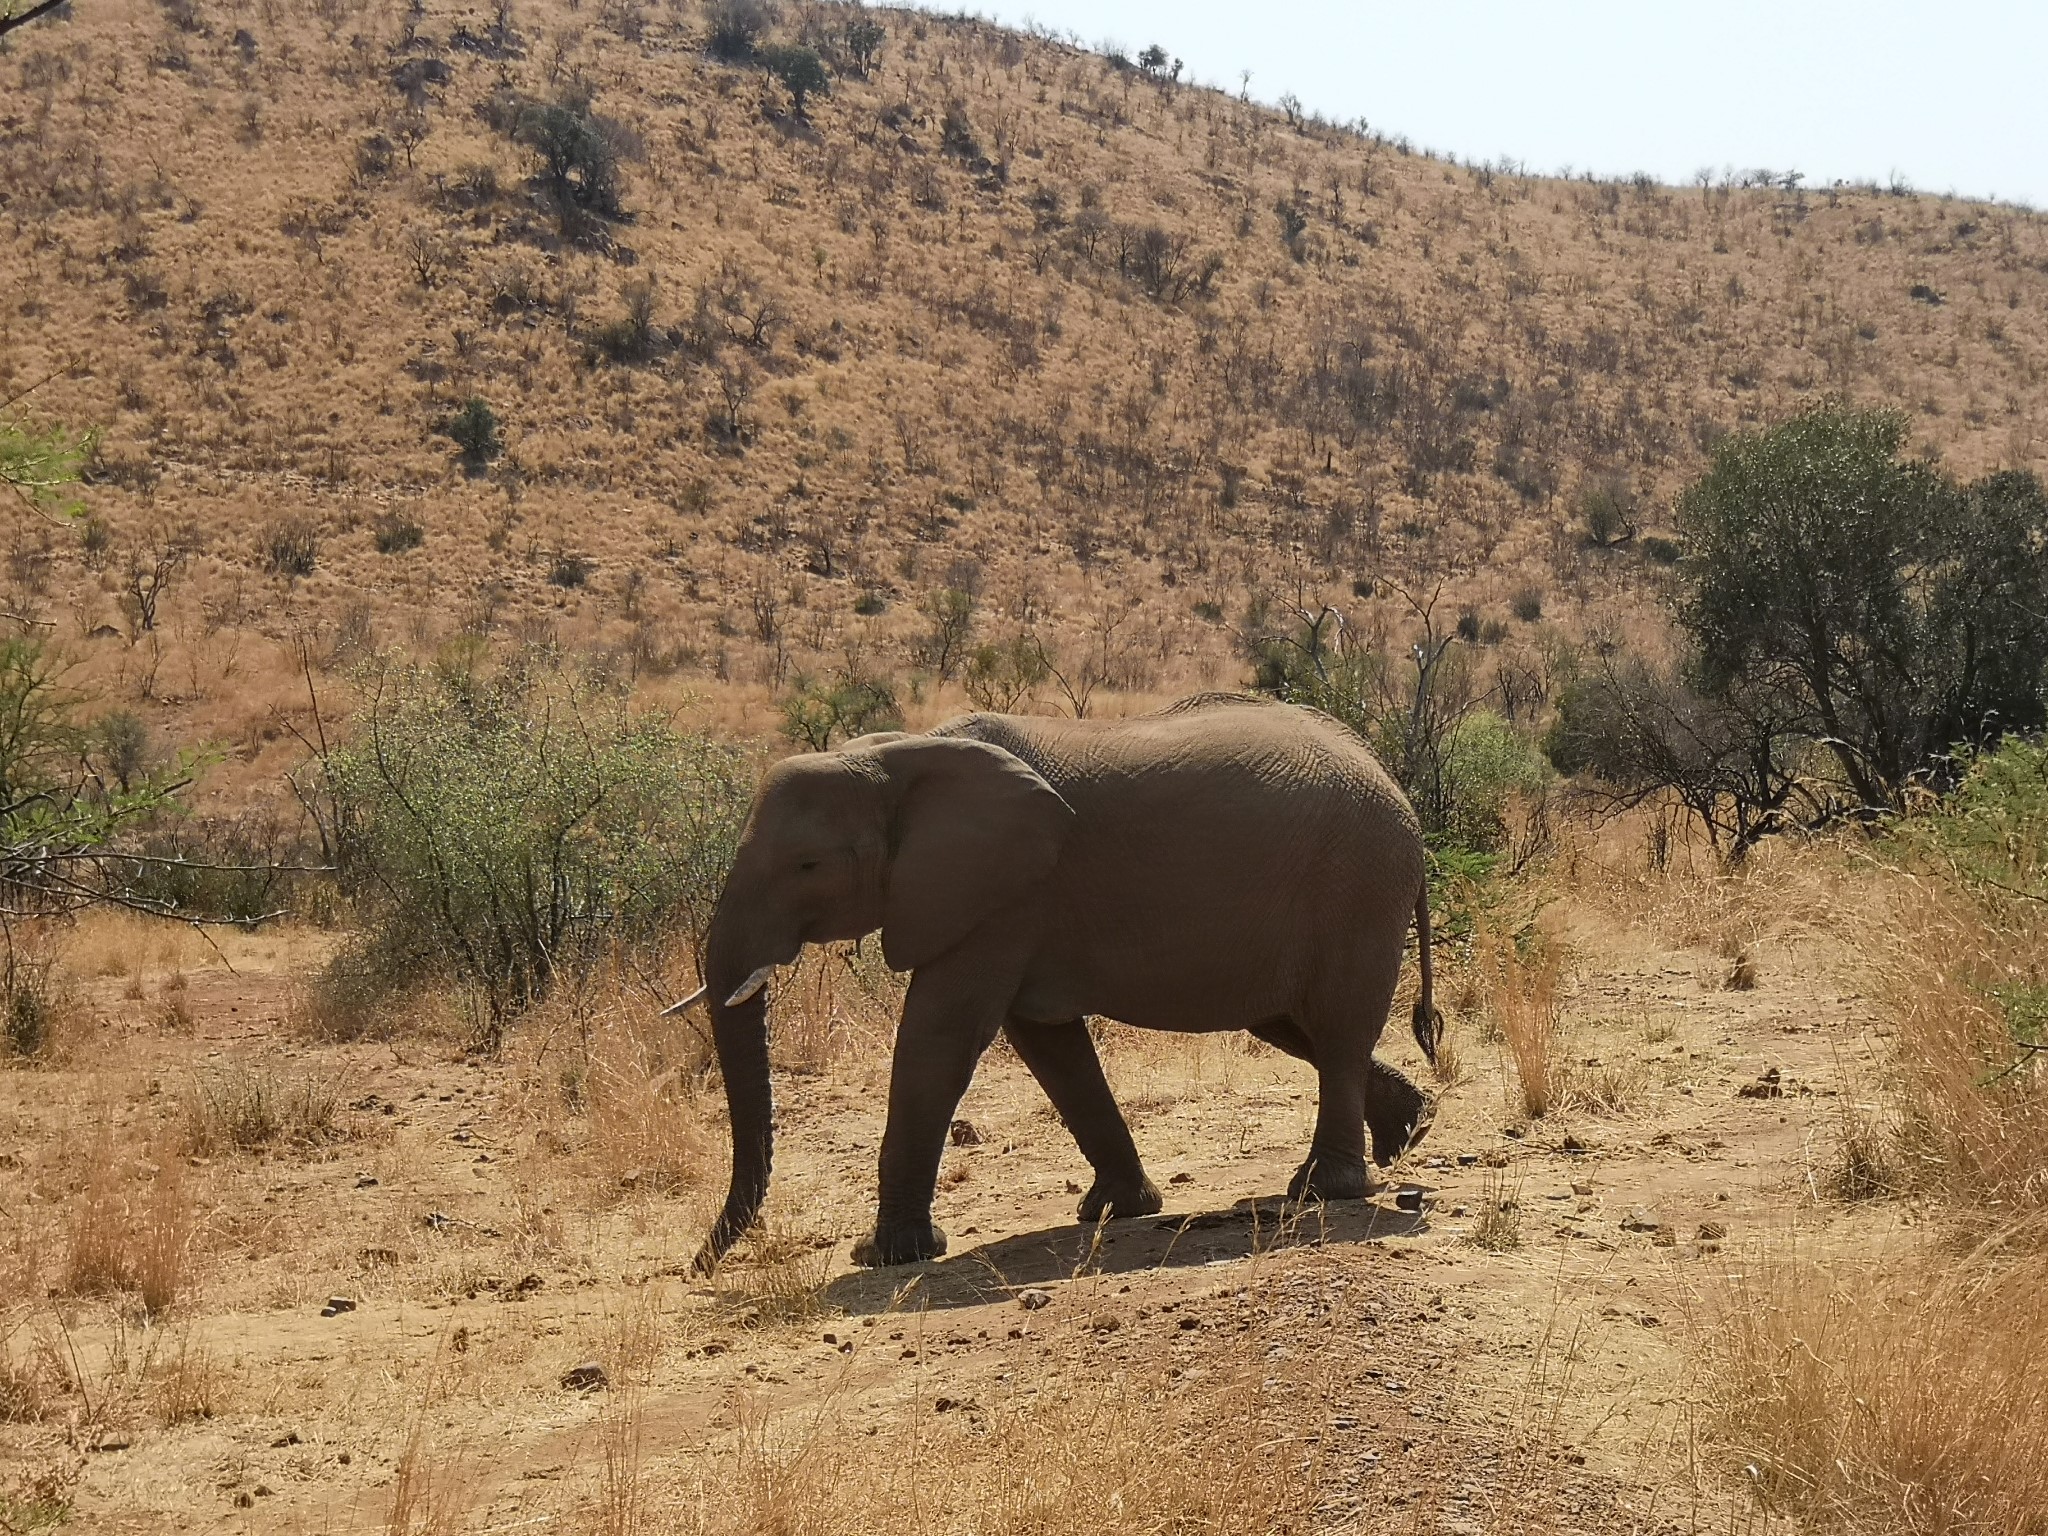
(1004, 1019, 1161, 1221)
(1288, 961, 1424, 1202)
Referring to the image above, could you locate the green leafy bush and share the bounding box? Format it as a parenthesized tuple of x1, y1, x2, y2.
(445, 397, 501, 466)
(759, 43, 828, 114)
(779, 669, 902, 751)
(312, 660, 751, 1044)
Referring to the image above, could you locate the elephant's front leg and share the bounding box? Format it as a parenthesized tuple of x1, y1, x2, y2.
(851, 967, 1007, 1268)
(1004, 1019, 1161, 1222)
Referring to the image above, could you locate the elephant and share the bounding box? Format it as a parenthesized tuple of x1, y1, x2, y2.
(672, 692, 1443, 1272)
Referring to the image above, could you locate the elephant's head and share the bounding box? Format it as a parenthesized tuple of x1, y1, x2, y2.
(690, 733, 1073, 1271)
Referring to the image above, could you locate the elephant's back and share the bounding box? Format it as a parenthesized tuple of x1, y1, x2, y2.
(936, 695, 1416, 840)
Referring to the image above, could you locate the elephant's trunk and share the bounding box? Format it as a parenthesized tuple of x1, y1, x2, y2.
(691, 910, 780, 1274)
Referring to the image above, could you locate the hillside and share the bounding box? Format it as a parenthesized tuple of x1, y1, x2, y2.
(4, 0, 2048, 768)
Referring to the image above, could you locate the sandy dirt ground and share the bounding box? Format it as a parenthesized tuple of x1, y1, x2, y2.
(0, 890, 1875, 1535)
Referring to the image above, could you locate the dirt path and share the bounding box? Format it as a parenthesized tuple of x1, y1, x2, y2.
(3, 901, 1868, 1534)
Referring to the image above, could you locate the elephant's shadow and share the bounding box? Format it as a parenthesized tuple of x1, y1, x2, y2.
(820, 1193, 1430, 1314)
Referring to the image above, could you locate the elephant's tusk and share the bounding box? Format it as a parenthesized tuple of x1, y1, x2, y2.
(659, 984, 708, 1017)
(724, 965, 776, 1007)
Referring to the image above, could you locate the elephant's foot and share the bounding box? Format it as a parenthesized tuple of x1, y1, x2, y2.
(850, 1219, 948, 1268)
(1287, 1153, 1372, 1203)
(1366, 1063, 1436, 1167)
(1077, 1173, 1163, 1223)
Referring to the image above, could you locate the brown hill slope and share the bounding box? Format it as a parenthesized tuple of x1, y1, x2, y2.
(4, 0, 2047, 746)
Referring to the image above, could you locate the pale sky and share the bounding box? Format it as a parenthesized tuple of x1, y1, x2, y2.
(906, 1, 2048, 208)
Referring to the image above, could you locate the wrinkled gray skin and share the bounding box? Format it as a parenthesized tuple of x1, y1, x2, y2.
(692, 694, 1443, 1272)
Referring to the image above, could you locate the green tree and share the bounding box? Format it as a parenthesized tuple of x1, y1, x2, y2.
(514, 89, 625, 216)
(1677, 400, 2048, 811)
(759, 43, 829, 116)
(842, 13, 884, 74)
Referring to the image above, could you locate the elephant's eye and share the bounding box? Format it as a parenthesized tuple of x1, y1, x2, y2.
(797, 859, 820, 872)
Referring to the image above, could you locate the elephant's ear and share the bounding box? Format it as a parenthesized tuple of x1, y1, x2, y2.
(871, 737, 1074, 973)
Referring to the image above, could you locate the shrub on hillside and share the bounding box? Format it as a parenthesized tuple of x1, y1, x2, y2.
(705, 0, 774, 61)
(310, 660, 751, 1045)
(760, 44, 828, 115)
(444, 396, 501, 466)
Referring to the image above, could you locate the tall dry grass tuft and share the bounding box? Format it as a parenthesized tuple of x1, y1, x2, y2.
(517, 967, 717, 1201)
(1869, 880, 2048, 1225)
(134, 1155, 197, 1318)
(1711, 1233, 2048, 1533)
(182, 1065, 347, 1156)
(1480, 931, 1566, 1120)
(64, 1118, 132, 1296)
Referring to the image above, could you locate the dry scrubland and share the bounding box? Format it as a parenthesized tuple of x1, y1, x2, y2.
(2, 0, 2047, 770)
(5, 804, 2047, 1534)
(5, 0, 2048, 1532)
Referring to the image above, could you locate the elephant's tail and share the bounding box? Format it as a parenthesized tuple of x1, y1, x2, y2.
(1410, 884, 1445, 1068)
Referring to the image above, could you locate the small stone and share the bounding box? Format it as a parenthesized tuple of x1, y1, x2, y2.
(1394, 1187, 1425, 1213)
(1016, 1288, 1053, 1311)
(1619, 1209, 1660, 1234)
(1178, 1315, 1201, 1330)
(1089, 1311, 1121, 1332)
(233, 1491, 255, 1508)
(1456, 1153, 1479, 1167)
(618, 1169, 643, 1191)
(271, 1431, 301, 1448)
(1697, 1221, 1728, 1241)
(359, 1247, 400, 1267)
(934, 1397, 957, 1412)
(92, 1432, 134, 1453)
(948, 1119, 982, 1146)
(502, 1273, 543, 1301)
(355, 1174, 379, 1189)
(560, 1361, 608, 1391)
(1448, 1204, 1469, 1218)
(253, 1485, 275, 1498)
(1169, 1171, 1193, 1184)
(1570, 1181, 1594, 1196)
(1651, 1225, 1678, 1247)
(320, 1295, 358, 1317)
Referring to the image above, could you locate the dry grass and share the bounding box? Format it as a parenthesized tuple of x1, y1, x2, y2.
(181, 1064, 347, 1156)
(670, 1351, 1337, 1536)
(1711, 1234, 2048, 1534)
(711, 1220, 836, 1329)
(1867, 883, 2048, 1225)
(146, 1329, 227, 1426)
(1481, 930, 1566, 1121)
(56, 1117, 200, 1316)
(1467, 1163, 1524, 1252)
(64, 1117, 135, 1298)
